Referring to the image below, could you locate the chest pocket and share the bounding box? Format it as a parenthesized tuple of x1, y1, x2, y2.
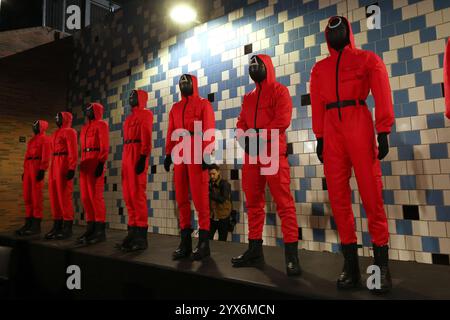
(125, 119, 139, 139)
(255, 98, 273, 128)
(55, 136, 66, 150)
(340, 66, 364, 83)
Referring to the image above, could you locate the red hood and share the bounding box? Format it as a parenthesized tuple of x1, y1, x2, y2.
(325, 16, 355, 56)
(254, 54, 276, 85)
(134, 89, 148, 110)
(36, 120, 48, 134)
(61, 111, 73, 128)
(181, 74, 199, 100)
(91, 102, 104, 120)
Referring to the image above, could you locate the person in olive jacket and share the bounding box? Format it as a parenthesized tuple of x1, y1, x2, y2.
(208, 164, 232, 241)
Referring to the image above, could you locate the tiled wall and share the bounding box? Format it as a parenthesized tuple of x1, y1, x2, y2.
(67, 0, 450, 265)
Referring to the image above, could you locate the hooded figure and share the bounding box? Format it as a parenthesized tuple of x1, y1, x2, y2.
(45, 112, 78, 240)
(118, 89, 153, 252)
(76, 103, 109, 245)
(444, 38, 450, 119)
(233, 54, 301, 276)
(310, 16, 394, 293)
(164, 74, 215, 261)
(16, 120, 51, 236)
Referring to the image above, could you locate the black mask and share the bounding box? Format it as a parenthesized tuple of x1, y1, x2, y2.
(32, 120, 40, 135)
(86, 105, 95, 120)
(326, 16, 350, 52)
(249, 55, 267, 83)
(129, 90, 139, 107)
(56, 112, 63, 128)
(179, 74, 193, 97)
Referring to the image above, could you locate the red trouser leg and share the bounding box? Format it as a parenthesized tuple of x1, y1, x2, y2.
(266, 158, 299, 243)
(187, 163, 210, 231)
(49, 164, 63, 220)
(122, 152, 135, 226)
(92, 169, 106, 222)
(324, 125, 357, 245)
(346, 110, 389, 246)
(32, 171, 44, 219)
(23, 169, 33, 218)
(80, 168, 95, 222)
(174, 163, 192, 229)
(56, 164, 74, 221)
(134, 160, 149, 228)
(242, 164, 266, 240)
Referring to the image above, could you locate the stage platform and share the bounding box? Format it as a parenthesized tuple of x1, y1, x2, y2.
(0, 223, 449, 300)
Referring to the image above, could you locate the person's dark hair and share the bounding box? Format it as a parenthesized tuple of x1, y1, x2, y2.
(208, 164, 220, 171)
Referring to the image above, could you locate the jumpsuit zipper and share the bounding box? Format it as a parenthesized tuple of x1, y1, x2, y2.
(182, 96, 189, 129)
(85, 122, 90, 156)
(336, 50, 343, 121)
(253, 85, 262, 129)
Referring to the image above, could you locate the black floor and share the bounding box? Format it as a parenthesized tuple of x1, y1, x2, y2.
(1, 223, 449, 299)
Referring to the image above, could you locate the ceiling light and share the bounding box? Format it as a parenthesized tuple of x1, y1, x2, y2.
(170, 4, 197, 24)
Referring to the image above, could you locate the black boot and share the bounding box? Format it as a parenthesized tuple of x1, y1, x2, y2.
(172, 228, 192, 260)
(45, 219, 63, 240)
(337, 243, 361, 289)
(191, 230, 210, 260)
(55, 220, 73, 240)
(87, 222, 106, 244)
(23, 218, 41, 236)
(284, 242, 302, 276)
(127, 226, 148, 252)
(231, 239, 264, 268)
(371, 244, 392, 294)
(75, 221, 95, 244)
(116, 226, 135, 251)
(15, 217, 33, 236)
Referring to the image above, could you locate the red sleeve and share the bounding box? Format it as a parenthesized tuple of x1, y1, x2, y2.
(39, 136, 51, 171)
(66, 129, 78, 170)
(202, 100, 215, 153)
(236, 95, 249, 139)
(310, 63, 325, 139)
(165, 109, 175, 155)
(98, 121, 109, 163)
(444, 38, 450, 119)
(368, 52, 394, 134)
(140, 110, 153, 156)
(23, 141, 31, 169)
(265, 84, 292, 140)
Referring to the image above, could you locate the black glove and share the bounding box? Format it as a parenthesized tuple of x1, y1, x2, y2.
(36, 170, 45, 181)
(164, 155, 172, 172)
(135, 155, 147, 175)
(377, 133, 389, 160)
(95, 162, 104, 177)
(66, 170, 75, 180)
(239, 129, 261, 156)
(21, 173, 24, 181)
(316, 137, 324, 163)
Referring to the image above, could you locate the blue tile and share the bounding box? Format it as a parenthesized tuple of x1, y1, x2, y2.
(266, 212, 277, 226)
(398, 47, 413, 61)
(415, 71, 431, 86)
(430, 143, 448, 159)
(406, 58, 422, 73)
(420, 27, 437, 42)
(398, 145, 414, 160)
(427, 113, 445, 129)
(313, 228, 325, 242)
(436, 206, 450, 221)
(396, 220, 412, 235)
(426, 190, 444, 205)
(421, 236, 440, 253)
(400, 175, 416, 189)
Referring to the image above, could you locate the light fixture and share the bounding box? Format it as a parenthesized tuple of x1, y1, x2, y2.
(170, 4, 197, 24)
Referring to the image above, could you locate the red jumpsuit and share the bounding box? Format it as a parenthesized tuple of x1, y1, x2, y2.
(310, 17, 394, 246)
(236, 54, 299, 243)
(80, 103, 109, 223)
(23, 120, 51, 219)
(122, 90, 153, 228)
(166, 75, 215, 231)
(49, 112, 78, 221)
(444, 38, 450, 119)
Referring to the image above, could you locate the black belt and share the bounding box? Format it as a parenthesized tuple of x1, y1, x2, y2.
(83, 148, 100, 152)
(326, 100, 366, 110)
(124, 139, 141, 144)
(53, 152, 68, 156)
(26, 157, 41, 160)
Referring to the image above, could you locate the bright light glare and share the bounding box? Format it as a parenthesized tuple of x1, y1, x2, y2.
(170, 5, 197, 24)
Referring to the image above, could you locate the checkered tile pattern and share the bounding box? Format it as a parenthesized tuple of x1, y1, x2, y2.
(68, 0, 450, 265)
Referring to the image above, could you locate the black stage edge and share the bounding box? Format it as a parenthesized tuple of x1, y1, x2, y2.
(1, 223, 449, 300)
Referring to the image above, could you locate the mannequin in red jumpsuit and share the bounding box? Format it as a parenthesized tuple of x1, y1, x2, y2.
(118, 89, 153, 252)
(310, 16, 394, 293)
(444, 38, 450, 119)
(76, 103, 109, 245)
(164, 74, 215, 261)
(16, 120, 51, 236)
(232, 55, 301, 276)
(45, 112, 78, 240)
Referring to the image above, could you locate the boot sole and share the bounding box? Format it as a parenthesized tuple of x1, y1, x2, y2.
(337, 280, 362, 290)
(232, 258, 265, 269)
